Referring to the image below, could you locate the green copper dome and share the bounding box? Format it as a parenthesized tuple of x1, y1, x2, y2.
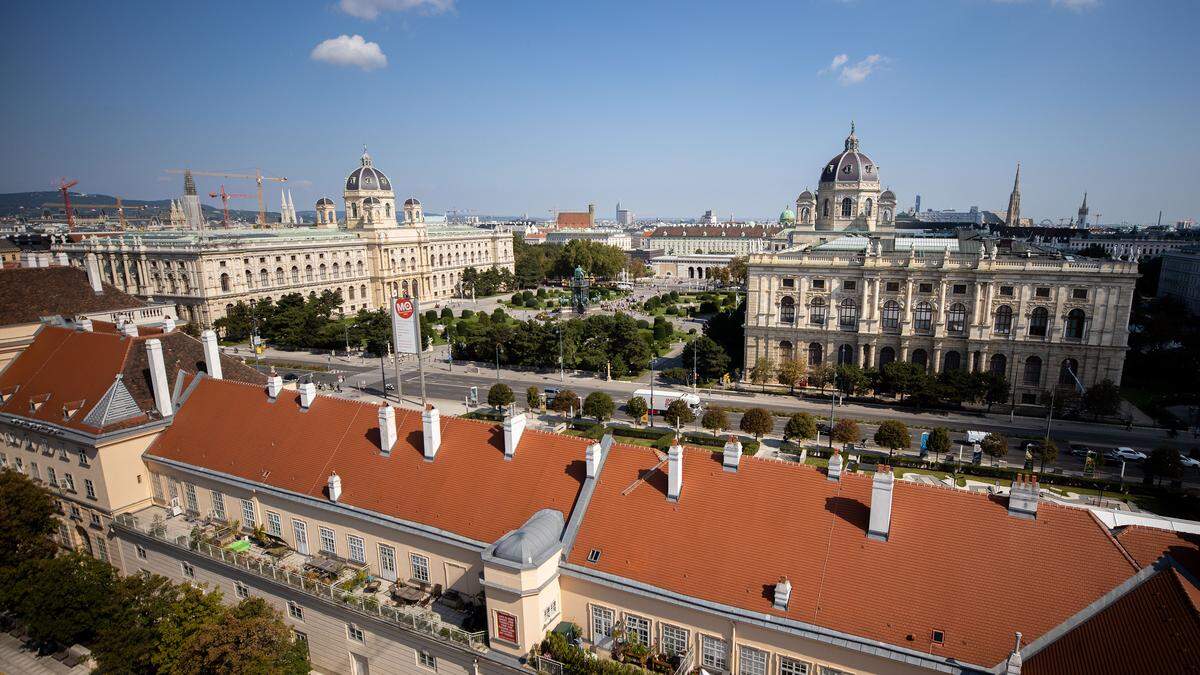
(779, 207, 796, 223)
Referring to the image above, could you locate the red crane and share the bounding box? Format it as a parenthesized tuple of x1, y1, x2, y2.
(208, 185, 255, 228)
(57, 177, 79, 230)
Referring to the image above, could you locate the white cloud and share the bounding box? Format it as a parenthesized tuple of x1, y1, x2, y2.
(819, 54, 849, 75)
(338, 0, 454, 20)
(1051, 0, 1099, 10)
(838, 54, 888, 85)
(310, 34, 388, 71)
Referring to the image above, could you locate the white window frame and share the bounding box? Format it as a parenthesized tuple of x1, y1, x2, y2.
(211, 490, 226, 521)
(291, 519, 309, 555)
(379, 544, 398, 582)
(184, 483, 199, 513)
(63, 472, 74, 492)
(319, 526, 337, 556)
(151, 474, 164, 501)
(136, 544, 147, 560)
(662, 624, 689, 656)
(410, 553, 430, 583)
(235, 581, 249, 599)
(95, 537, 108, 562)
(287, 601, 304, 621)
(780, 657, 811, 675)
(590, 605, 615, 643)
(625, 614, 651, 646)
(84, 478, 96, 500)
(241, 499, 256, 527)
(739, 645, 768, 675)
(181, 561, 195, 579)
(266, 511, 282, 537)
(701, 634, 728, 671)
(418, 650, 437, 670)
(347, 624, 365, 643)
(347, 535, 366, 564)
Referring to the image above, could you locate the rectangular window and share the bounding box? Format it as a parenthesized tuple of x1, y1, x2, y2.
(136, 545, 147, 560)
(347, 535, 365, 564)
(418, 651, 437, 670)
(13, 457, 22, 474)
(167, 479, 179, 501)
(151, 474, 164, 501)
(210, 491, 226, 521)
(625, 615, 651, 646)
(293, 630, 307, 644)
(84, 478, 97, 500)
(235, 581, 249, 599)
(952, 284, 967, 294)
(739, 646, 768, 675)
(1072, 288, 1087, 300)
(78, 449, 89, 467)
(46, 466, 57, 487)
(95, 538, 108, 562)
(292, 520, 309, 555)
(410, 553, 430, 583)
(701, 635, 728, 671)
(70, 505, 81, 520)
(780, 658, 811, 675)
(63, 473, 75, 492)
(379, 545, 397, 581)
(999, 285, 1014, 296)
(662, 624, 689, 656)
(185, 483, 199, 514)
(241, 499, 255, 527)
(30, 462, 40, 481)
(288, 601, 304, 621)
(811, 279, 825, 290)
(591, 605, 615, 642)
(90, 513, 102, 527)
(782, 278, 794, 288)
(919, 282, 933, 293)
(347, 624, 365, 643)
(842, 280, 856, 291)
(1035, 287, 1050, 298)
(266, 511, 282, 537)
(319, 526, 337, 556)
(885, 281, 899, 292)
(181, 561, 195, 578)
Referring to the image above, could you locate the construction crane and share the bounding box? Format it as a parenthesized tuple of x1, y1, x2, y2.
(166, 168, 287, 226)
(56, 178, 79, 230)
(208, 185, 255, 228)
(41, 197, 146, 230)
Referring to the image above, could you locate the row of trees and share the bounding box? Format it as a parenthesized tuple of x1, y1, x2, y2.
(513, 237, 638, 287)
(0, 470, 309, 673)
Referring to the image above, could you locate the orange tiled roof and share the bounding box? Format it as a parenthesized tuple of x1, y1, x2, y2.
(567, 446, 1140, 668)
(557, 212, 592, 228)
(144, 378, 590, 545)
(1114, 525, 1200, 577)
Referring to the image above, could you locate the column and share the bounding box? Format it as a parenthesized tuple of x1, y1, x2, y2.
(903, 279, 914, 324)
(932, 346, 943, 374)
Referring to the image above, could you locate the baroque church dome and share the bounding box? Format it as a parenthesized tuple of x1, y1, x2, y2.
(820, 123, 878, 184)
(346, 150, 392, 192)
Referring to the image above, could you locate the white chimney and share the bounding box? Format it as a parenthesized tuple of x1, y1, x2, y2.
(1005, 633, 1023, 675)
(122, 322, 139, 337)
(299, 382, 317, 409)
(266, 374, 283, 399)
(145, 339, 173, 418)
(667, 441, 683, 502)
(37, 253, 50, 267)
(85, 253, 103, 294)
(503, 410, 526, 460)
(421, 404, 441, 460)
(21, 252, 35, 268)
(868, 466, 895, 541)
(162, 317, 177, 333)
(55, 252, 68, 266)
(1008, 474, 1040, 519)
(378, 405, 397, 455)
(586, 442, 602, 479)
(773, 577, 792, 611)
(722, 436, 743, 472)
(827, 450, 843, 481)
(327, 472, 342, 502)
(200, 329, 222, 379)
(79, 318, 94, 332)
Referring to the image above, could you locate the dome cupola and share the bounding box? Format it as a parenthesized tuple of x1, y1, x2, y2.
(820, 122, 878, 184)
(346, 149, 392, 193)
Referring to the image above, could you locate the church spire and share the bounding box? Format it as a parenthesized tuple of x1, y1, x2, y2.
(1005, 163, 1022, 227)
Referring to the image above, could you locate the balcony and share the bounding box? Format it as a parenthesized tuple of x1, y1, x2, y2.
(113, 507, 488, 653)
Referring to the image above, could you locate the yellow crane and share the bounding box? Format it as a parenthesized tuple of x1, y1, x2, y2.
(41, 196, 146, 230)
(165, 168, 287, 226)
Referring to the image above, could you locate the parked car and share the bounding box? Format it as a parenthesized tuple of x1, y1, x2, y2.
(1180, 455, 1200, 469)
(1106, 447, 1147, 462)
(1068, 443, 1091, 457)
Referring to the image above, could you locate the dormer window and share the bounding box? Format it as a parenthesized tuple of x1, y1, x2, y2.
(587, 548, 601, 563)
(932, 630, 945, 644)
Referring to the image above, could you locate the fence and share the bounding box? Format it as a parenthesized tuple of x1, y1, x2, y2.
(114, 514, 488, 652)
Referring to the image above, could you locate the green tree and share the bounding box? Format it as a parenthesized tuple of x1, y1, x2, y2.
(626, 396, 648, 425)
(873, 420, 910, 457)
(526, 386, 541, 411)
(487, 383, 515, 409)
(6, 552, 118, 648)
(809, 363, 836, 393)
(739, 408, 774, 441)
(750, 356, 776, 392)
(0, 468, 58, 569)
(554, 240, 628, 279)
(836, 364, 870, 396)
(784, 412, 818, 442)
(982, 373, 1010, 411)
(1144, 446, 1184, 487)
(927, 427, 952, 460)
(681, 336, 731, 382)
(583, 392, 615, 421)
(776, 359, 805, 394)
(662, 399, 696, 428)
(701, 407, 729, 434)
(831, 419, 860, 445)
(1082, 380, 1122, 419)
(175, 597, 310, 675)
(879, 361, 924, 399)
(549, 389, 579, 414)
(652, 316, 672, 343)
(980, 433, 1009, 464)
(1033, 439, 1059, 472)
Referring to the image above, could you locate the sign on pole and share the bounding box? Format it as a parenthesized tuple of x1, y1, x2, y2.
(391, 296, 420, 355)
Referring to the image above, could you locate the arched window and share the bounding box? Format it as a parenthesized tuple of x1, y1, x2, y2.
(779, 296, 795, 324)
(863, 198, 873, 217)
(356, 261, 364, 276)
(351, 202, 358, 219)
(360, 285, 367, 301)
(914, 302, 933, 331)
(837, 344, 854, 365)
(348, 286, 356, 300)
(290, 266, 300, 283)
(1029, 307, 1049, 337)
(1024, 355, 1042, 385)
(912, 349, 928, 370)
(319, 264, 327, 280)
(989, 353, 1007, 376)
(385, 202, 391, 218)
(1059, 358, 1080, 386)
(841, 198, 853, 217)
(219, 273, 231, 292)
(822, 199, 830, 217)
(808, 342, 823, 366)
(882, 300, 901, 330)
(994, 305, 1013, 334)
(879, 346, 896, 367)
(1065, 309, 1086, 339)
(402, 280, 410, 296)
(883, 209, 892, 222)
(332, 262, 340, 279)
(244, 270, 253, 288)
(809, 297, 827, 325)
(275, 267, 284, 285)
(838, 298, 858, 329)
(779, 341, 794, 361)
(305, 265, 314, 282)
(800, 207, 810, 221)
(947, 302, 967, 334)
(943, 351, 962, 371)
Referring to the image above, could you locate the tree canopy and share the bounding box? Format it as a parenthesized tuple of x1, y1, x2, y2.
(625, 396, 648, 424)
(662, 399, 696, 428)
(583, 392, 615, 421)
(701, 407, 729, 434)
(784, 412, 817, 442)
(739, 408, 774, 440)
(873, 420, 910, 455)
(487, 383, 515, 409)
(0, 468, 58, 569)
(680, 336, 731, 383)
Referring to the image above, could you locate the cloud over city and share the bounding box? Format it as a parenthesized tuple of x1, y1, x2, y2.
(338, 0, 455, 20)
(310, 34, 388, 71)
(820, 53, 889, 85)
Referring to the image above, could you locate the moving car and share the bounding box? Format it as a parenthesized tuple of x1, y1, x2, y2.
(1180, 455, 1200, 469)
(1106, 447, 1147, 462)
(1068, 443, 1091, 457)
(966, 430, 988, 444)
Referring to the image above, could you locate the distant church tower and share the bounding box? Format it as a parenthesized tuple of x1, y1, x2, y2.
(1004, 163, 1021, 227)
(1076, 192, 1089, 228)
(168, 200, 186, 229)
(181, 170, 204, 229)
(280, 189, 297, 225)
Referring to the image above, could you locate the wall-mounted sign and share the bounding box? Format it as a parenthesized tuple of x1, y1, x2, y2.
(495, 610, 518, 644)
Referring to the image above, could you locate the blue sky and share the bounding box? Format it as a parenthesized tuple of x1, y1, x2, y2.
(2, 0, 1197, 224)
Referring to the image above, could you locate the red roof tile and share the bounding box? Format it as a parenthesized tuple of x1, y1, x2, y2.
(145, 378, 590, 545)
(1115, 525, 1200, 577)
(557, 212, 592, 228)
(567, 446, 1139, 668)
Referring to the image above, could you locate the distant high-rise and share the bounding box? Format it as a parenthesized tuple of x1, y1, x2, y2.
(616, 202, 633, 226)
(181, 170, 204, 229)
(1004, 163, 1021, 227)
(914, 194, 921, 214)
(1076, 192, 1089, 228)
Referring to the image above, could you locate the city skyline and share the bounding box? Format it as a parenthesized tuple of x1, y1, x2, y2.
(2, 1, 1197, 224)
